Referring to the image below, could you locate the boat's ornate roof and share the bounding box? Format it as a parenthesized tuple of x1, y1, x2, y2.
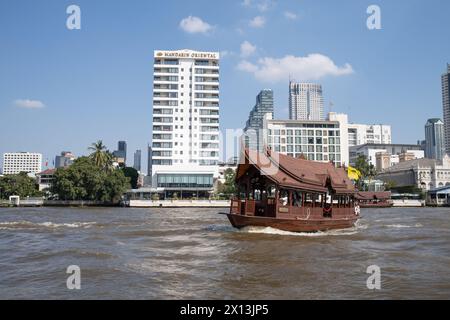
(355, 191, 391, 200)
(236, 149, 356, 194)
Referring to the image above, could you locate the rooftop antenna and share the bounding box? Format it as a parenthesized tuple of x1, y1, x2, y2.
(329, 101, 334, 114)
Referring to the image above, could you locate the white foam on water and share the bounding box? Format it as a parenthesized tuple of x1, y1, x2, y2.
(0, 221, 96, 230)
(239, 221, 366, 237)
(385, 223, 423, 229)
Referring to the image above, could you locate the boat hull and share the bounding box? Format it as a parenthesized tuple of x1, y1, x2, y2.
(226, 213, 359, 233)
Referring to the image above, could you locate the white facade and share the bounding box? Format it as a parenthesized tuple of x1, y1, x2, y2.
(151, 49, 219, 190)
(347, 123, 391, 147)
(2, 152, 42, 175)
(289, 82, 324, 121)
(263, 112, 349, 167)
(378, 156, 450, 191)
(349, 144, 425, 167)
(442, 64, 450, 154)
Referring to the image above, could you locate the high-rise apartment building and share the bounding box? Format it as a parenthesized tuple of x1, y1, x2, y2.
(151, 49, 220, 197)
(244, 89, 274, 151)
(425, 118, 445, 161)
(442, 64, 450, 154)
(289, 82, 324, 121)
(2, 152, 42, 175)
(147, 144, 152, 177)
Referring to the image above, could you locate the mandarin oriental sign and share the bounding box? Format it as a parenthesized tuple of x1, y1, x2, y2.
(155, 51, 218, 59)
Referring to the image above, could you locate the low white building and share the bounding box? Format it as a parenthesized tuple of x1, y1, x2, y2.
(377, 155, 450, 191)
(2, 152, 42, 175)
(36, 168, 56, 191)
(347, 123, 391, 147)
(261, 112, 349, 167)
(217, 161, 238, 184)
(349, 144, 424, 168)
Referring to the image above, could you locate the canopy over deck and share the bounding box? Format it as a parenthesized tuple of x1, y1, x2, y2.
(236, 149, 356, 195)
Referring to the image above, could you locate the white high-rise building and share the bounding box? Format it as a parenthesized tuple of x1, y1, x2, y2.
(289, 82, 324, 121)
(442, 64, 450, 154)
(347, 123, 392, 147)
(151, 49, 220, 197)
(2, 152, 42, 175)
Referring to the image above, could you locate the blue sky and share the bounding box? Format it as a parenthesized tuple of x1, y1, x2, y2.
(0, 0, 449, 170)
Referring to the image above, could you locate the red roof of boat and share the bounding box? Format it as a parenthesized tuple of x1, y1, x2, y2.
(355, 191, 391, 200)
(236, 148, 356, 194)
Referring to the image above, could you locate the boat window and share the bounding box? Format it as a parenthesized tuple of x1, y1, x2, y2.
(315, 194, 324, 207)
(304, 193, 313, 207)
(279, 190, 289, 206)
(292, 191, 303, 207)
(267, 185, 276, 198)
(254, 189, 262, 201)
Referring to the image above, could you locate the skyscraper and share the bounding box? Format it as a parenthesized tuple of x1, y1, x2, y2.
(289, 82, 324, 121)
(442, 64, 450, 154)
(113, 141, 127, 165)
(425, 118, 445, 161)
(133, 150, 142, 172)
(151, 49, 220, 197)
(244, 89, 274, 151)
(147, 144, 152, 177)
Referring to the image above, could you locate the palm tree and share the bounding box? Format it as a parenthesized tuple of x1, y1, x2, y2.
(104, 151, 115, 172)
(88, 140, 109, 168)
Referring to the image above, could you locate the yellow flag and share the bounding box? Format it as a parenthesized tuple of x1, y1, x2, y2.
(347, 166, 361, 180)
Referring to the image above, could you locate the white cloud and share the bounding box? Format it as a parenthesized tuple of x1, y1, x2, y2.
(220, 50, 236, 58)
(249, 16, 266, 28)
(14, 99, 45, 109)
(242, 0, 273, 12)
(237, 54, 354, 83)
(284, 11, 298, 20)
(237, 60, 259, 73)
(240, 41, 257, 58)
(179, 16, 213, 34)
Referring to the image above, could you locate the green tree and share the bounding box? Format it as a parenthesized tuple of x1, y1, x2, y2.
(217, 168, 237, 199)
(121, 167, 139, 189)
(0, 172, 42, 199)
(88, 140, 113, 171)
(354, 155, 377, 189)
(51, 157, 130, 202)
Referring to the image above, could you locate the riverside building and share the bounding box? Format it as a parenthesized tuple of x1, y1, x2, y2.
(151, 49, 220, 198)
(442, 64, 450, 154)
(2, 152, 42, 175)
(263, 112, 349, 167)
(347, 123, 392, 147)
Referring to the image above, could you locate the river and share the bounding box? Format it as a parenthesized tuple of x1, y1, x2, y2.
(0, 207, 449, 299)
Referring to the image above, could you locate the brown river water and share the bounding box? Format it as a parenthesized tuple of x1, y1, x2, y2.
(0, 207, 449, 299)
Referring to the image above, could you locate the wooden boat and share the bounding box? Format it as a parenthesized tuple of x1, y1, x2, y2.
(224, 148, 360, 233)
(355, 192, 393, 208)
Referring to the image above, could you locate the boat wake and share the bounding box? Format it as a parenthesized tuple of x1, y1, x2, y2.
(384, 223, 423, 229)
(239, 221, 367, 237)
(0, 221, 97, 230)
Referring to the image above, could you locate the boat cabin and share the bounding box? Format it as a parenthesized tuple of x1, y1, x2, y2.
(231, 149, 357, 221)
